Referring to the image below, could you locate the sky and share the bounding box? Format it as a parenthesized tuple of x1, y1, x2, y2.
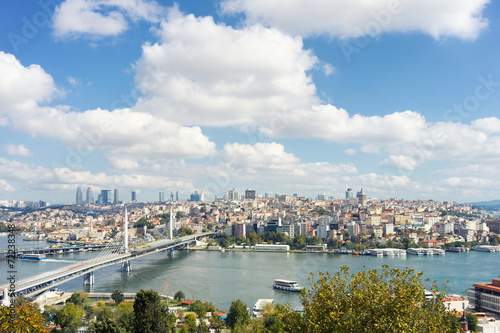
(0, 0, 499, 204)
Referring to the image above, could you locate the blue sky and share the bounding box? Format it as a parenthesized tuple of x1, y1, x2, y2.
(0, 0, 499, 203)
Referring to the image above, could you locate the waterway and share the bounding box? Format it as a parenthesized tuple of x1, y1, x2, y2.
(1, 236, 499, 311)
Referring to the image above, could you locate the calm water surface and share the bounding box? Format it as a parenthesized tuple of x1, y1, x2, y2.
(1, 236, 499, 311)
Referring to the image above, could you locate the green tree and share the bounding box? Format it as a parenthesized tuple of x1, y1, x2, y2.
(299, 265, 456, 332)
(185, 313, 197, 333)
(209, 314, 224, 333)
(56, 302, 85, 333)
(197, 317, 210, 333)
(93, 317, 126, 333)
(133, 289, 170, 333)
(292, 234, 306, 250)
(226, 299, 250, 329)
(111, 288, 125, 305)
(465, 312, 479, 332)
(0, 302, 49, 333)
(174, 290, 186, 302)
(67, 290, 88, 307)
(191, 300, 207, 319)
(116, 302, 134, 331)
(178, 226, 194, 236)
(96, 306, 114, 323)
(247, 232, 262, 246)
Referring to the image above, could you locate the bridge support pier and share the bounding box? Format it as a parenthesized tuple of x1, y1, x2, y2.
(83, 272, 95, 286)
(121, 260, 131, 272)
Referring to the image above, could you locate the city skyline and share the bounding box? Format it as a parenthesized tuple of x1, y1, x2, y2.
(0, 1, 499, 203)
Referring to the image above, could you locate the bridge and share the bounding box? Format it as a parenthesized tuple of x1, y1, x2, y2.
(0, 207, 216, 304)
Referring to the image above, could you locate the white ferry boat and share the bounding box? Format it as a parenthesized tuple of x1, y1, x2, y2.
(19, 253, 46, 260)
(252, 299, 274, 317)
(273, 279, 304, 292)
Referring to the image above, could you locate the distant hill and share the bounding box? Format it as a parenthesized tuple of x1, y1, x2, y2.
(468, 200, 500, 211)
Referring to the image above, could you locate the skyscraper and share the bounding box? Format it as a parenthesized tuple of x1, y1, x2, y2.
(245, 189, 256, 199)
(76, 187, 83, 205)
(86, 187, 93, 204)
(346, 188, 354, 199)
(131, 191, 137, 202)
(175, 191, 179, 201)
(101, 190, 111, 204)
(159, 192, 165, 202)
(113, 189, 119, 204)
(190, 191, 201, 201)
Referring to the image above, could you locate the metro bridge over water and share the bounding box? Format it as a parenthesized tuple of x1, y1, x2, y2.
(1, 209, 216, 304)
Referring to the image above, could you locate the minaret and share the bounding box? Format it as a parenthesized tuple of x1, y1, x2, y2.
(169, 208, 173, 240)
(124, 206, 128, 252)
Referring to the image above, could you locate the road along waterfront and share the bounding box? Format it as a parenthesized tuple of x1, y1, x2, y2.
(1, 238, 499, 311)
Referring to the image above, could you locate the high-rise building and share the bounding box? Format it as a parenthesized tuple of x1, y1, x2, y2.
(190, 191, 201, 201)
(175, 191, 179, 201)
(245, 189, 256, 200)
(101, 190, 111, 204)
(170, 192, 174, 201)
(113, 189, 119, 204)
(131, 191, 137, 202)
(346, 188, 354, 199)
(227, 188, 239, 200)
(97, 194, 102, 205)
(159, 192, 165, 202)
(76, 187, 83, 205)
(86, 187, 93, 204)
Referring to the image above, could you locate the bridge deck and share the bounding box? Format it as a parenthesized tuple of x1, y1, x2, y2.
(0, 232, 214, 300)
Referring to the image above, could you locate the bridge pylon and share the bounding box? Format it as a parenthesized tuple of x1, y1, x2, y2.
(121, 260, 131, 272)
(83, 272, 95, 285)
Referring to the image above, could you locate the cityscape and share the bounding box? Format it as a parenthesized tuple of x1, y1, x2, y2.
(1, 0, 500, 331)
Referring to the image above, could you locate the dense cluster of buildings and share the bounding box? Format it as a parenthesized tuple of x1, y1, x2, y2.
(2, 188, 499, 251)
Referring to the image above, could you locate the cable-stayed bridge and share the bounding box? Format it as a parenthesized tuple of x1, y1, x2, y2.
(1, 210, 216, 304)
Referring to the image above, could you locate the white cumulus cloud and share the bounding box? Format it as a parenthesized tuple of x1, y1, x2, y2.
(3, 144, 33, 158)
(221, 0, 490, 40)
(53, 0, 165, 38)
(134, 7, 319, 127)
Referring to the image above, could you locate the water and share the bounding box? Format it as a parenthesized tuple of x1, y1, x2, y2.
(1, 235, 499, 311)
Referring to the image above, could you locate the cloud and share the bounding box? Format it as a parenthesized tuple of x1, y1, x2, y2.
(134, 7, 319, 126)
(261, 106, 426, 144)
(221, 0, 490, 40)
(0, 158, 191, 192)
(53, 0, 165, 38)
(209, 142, 357, 194)
(0, 52, 216, 165)
(0, 52, 60, 110)
(221, 142, 299, 170)
(3, 144, 33, 158)
(67, 76, 81, 86)
(380, 155, 417, 171)
(0, 179, 15, 192)
(344, 149, 356, 156)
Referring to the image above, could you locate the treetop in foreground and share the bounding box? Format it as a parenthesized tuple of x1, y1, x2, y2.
(298, 265, 457, 333)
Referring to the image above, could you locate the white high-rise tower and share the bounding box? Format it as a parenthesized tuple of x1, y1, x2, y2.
(124, 206, 128, 252)
(169, 208, 173, 240)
